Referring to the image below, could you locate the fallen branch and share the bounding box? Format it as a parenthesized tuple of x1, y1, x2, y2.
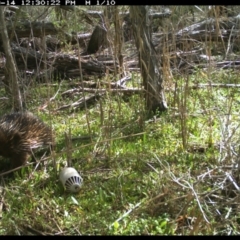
(189, 83, 240, 89)
(56, 92, 105, 111)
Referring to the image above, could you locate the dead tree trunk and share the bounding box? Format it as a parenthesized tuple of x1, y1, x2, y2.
(113, 7, 124, 77)
(129, 6, 167, 114)
(0, 6, 22, 111)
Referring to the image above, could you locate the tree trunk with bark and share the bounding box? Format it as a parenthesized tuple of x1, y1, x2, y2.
(0, 6, 22, 111)
(129, 6, 167, 114)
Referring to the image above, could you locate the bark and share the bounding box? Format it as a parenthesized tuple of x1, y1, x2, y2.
(129, 6, 167, 114)
(86, 25, 107, 54)
(0, 6, 22, 111)
(113, 7, 124, 76)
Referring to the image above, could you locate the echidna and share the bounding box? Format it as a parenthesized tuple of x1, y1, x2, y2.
(0, 111, 53, 169)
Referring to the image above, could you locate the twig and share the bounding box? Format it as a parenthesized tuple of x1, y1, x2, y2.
(110, 201, 142, 227)
(225, 172, 240, 192)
